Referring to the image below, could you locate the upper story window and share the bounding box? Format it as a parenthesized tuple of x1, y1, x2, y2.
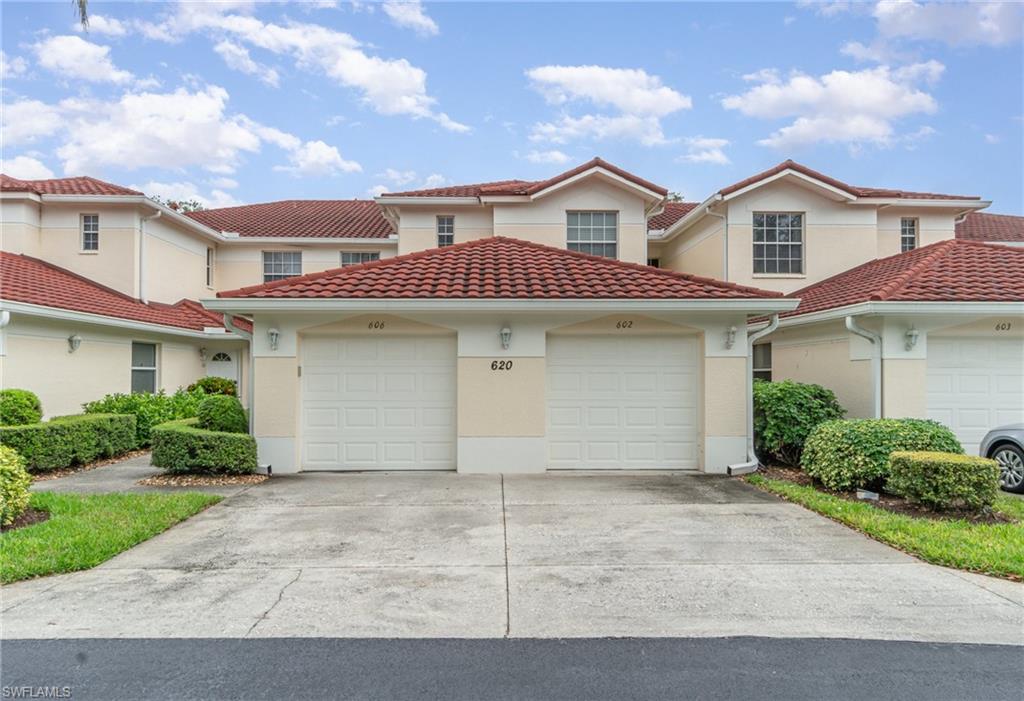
(262, 251, 302, 283)
(753, 343, 772, 382)
(900, 217, 918, 252)
(647, 258, 661, 268)
(205, 247, 214, 287)
(567, 211, 617, 258)
(340, 251, 380, 267)
(753, 212, 803, 274)
(437, 216, 454, 247)
(131, 342, 158, 394)
(81, 214, 99, 252)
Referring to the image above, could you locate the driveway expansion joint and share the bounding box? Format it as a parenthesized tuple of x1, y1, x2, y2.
(501, 474, 511, 638)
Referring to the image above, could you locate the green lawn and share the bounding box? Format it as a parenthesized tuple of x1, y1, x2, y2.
(747, 474, 1024, 581)
(1, 491, 222, 584)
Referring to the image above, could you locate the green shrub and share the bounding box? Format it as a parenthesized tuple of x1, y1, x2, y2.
(0, 414, 137, 473)
(187, 376, 237, 397)
(753, 380, 846, 466)
(151, 418, 257, 475)
(0, 445, 32, 526)
(83, 387, 205, 445)
(801, 418, 963, 492)
(196, 395, 248, 434)
(888, 451, 1000, 512)
(0, 389, 42, 426)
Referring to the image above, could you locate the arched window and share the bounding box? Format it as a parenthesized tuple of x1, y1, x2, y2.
(211, 352, 232, 362)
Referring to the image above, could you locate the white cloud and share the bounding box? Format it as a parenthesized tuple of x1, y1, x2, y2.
(214, 40, 280, 86)
(368, 184, 390, 197)
(1, 100, 63, 144)
(524, 149, 571, 165)
(873, 1, 1023, 47)
(32, 35, 132, 84)
(742, 68, 781, 84)
(368, 171, 446, 196)
(75, 14, 127, 36)
(131, 180, 243, 209)
(274, 139, 362, 176)
(1, 156, 55, 180)
(420, 173, 447, 188)
(795, 1, 854, 17)
(377, 168, 418, 185)
(984, 133, 1001, 145)
(722, 63, 942, 149)
(381, 1, 439, 36)
(679, 137, 730, 165)
(0, 50, 28, 78)
(209, 176, 239, 189)
(530, 114, 671, 147)
(840, 41, 897, 63)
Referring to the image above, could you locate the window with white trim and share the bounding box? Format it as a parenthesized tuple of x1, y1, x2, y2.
(131, 342, 158, 394)
(900, 217, 918, 252)
(81, 214, 99, 251)
(206, 247, 214, 287)
(437, 216, 454, 247)
(567, 211, 617, 258)
(262, 251, 302, 282)
(753, 343, 772, 382)
(753, 212, 803, 274)
(340, 251, 380, 267)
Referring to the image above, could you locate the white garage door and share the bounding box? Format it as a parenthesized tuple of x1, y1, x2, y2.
(301, 335, 456, 470)
(546, 335, 698, 470)
(927, 336, 1024, 454)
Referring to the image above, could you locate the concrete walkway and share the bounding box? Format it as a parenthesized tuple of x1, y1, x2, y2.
(5, 471, 1023, 643)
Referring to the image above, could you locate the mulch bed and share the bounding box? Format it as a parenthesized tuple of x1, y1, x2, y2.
(1, 507, 50, 532)
(756, 465, 1014, 525)
(138, 474, 269, 487)
(31, 450, 150, 482)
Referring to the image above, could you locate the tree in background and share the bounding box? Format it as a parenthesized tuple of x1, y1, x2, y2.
(151, 196, 206, 212)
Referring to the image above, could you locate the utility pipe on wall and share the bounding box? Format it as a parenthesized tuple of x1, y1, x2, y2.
(138, 209, 161, 303)
(845, 315, 882, 418)
(728, 313, 779, 476)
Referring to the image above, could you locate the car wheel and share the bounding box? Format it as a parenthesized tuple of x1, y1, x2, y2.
(992, 444, 1024, 494)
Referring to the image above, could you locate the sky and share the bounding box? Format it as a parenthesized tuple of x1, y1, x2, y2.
(1, 1, 1022, 213)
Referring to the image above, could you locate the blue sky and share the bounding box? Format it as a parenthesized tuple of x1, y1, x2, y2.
(2, 1, 1021, 212)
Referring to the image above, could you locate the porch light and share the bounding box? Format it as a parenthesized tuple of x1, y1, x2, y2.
(267, 327, 280, 351)
(67, 334, 82, 353)
(499, 326, 512, 350)
(905, 326, 919, 351)
(725, 325, 737, 350)
(198, 347, 208, 365)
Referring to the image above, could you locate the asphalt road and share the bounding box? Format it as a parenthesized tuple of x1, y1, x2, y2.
(2, 637, 1020, 700)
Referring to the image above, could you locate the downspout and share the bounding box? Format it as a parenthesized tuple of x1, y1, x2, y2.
(138, 209, 161, 303)
(845, 316, 882, 418)
(223, 314, 255, 434)
(705, 206, 728, 281)
(728, 313, 780, 476)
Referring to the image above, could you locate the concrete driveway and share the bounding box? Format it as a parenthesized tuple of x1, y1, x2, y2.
(3, 472, 1022, 642)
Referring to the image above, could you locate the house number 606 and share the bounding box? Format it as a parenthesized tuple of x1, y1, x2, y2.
(367, 320, 386, 330)
(491, 360, 513, 371)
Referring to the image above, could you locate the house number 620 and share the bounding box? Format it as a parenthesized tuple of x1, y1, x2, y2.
(491, 360, 513, 371)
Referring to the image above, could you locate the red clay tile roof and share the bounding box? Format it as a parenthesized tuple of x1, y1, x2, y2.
(383, 158, 668, 198)
(0, 173, 142, 196)
(783, 240, 1024, 317)
(0, 252, 247, 333)
(955, 212, 1024, 243)
(218, 236, 781, 300)
(186, 200, 395, 239)
(648, 202, 700, 231)
(718, 160, 980, 201)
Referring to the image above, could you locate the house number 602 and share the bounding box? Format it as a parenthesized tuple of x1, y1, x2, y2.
(491, 360, 513, 371)
(615, 320, 634, 329)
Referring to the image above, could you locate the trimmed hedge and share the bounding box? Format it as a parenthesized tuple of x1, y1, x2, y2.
(0, 389, 43, 426)
(83, 388, 206, 445)
(196, 395, 248, 434)
(888, 451, 1000, 511)
(187, 376, 238, 397)
(0, 414, 137, 473)
(0, 445, 32, 526)
(151, 418, 257, 475)
(801, 418, 963, 492)
(753, 380, 846, 466)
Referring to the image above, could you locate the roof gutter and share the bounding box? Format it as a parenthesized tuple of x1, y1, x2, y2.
(846, 315, 882, 418)
(728, 313, 780, 476)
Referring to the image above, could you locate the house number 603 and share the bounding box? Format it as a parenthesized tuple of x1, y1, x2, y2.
(491, 360, 513, 371)
(995, 322, 1012, 331)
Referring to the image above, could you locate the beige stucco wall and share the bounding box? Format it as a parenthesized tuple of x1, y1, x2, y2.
(397, 206, 493, 255)
(1, 200, 43, 256)
(882, 358, 927, 419)
(657, 215, 725, 279)
(216, 243, 396, 292)
(772, 336, 874, 418)
(145, 217, 211, 303)
(876, 208, 957, 258)
(252, 356, 298, 437)
(702, 356, 746, 436)
(457, 357, 545, 437)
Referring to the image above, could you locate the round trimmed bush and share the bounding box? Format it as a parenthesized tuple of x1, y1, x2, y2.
(801, 418, 963, 492)
(187, 376, 237, 397)
(196, 395, 248, 434)
(887, 451, 999, 512)
(753, 380, 845, 466)
(0, 445, 32, 526)
(0, 389, 42, 426)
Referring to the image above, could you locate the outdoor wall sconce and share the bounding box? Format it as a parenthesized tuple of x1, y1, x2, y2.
(67, 334, 82, 353)
(905, 326, 919, 351)
(267, 328, 280, 351)
(725, 325, 737, 350)
(499, 326, 512, 350)
(198, 347, 208, 365)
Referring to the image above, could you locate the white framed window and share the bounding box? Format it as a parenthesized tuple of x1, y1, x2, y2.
(211, 352, 232, 362)
(437, 216, 454, 247)
(340, 251, 380, 267)
(753, 343, 772, 382)
(262, 251, 302, 282)
(81, 214, 99, 252)
(205, 247, 215, 287)
(900, 217, 918, 252)
(753, 212, 803, 274)
(567, 211, 618, 258)
(131, 342, 158, 394)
